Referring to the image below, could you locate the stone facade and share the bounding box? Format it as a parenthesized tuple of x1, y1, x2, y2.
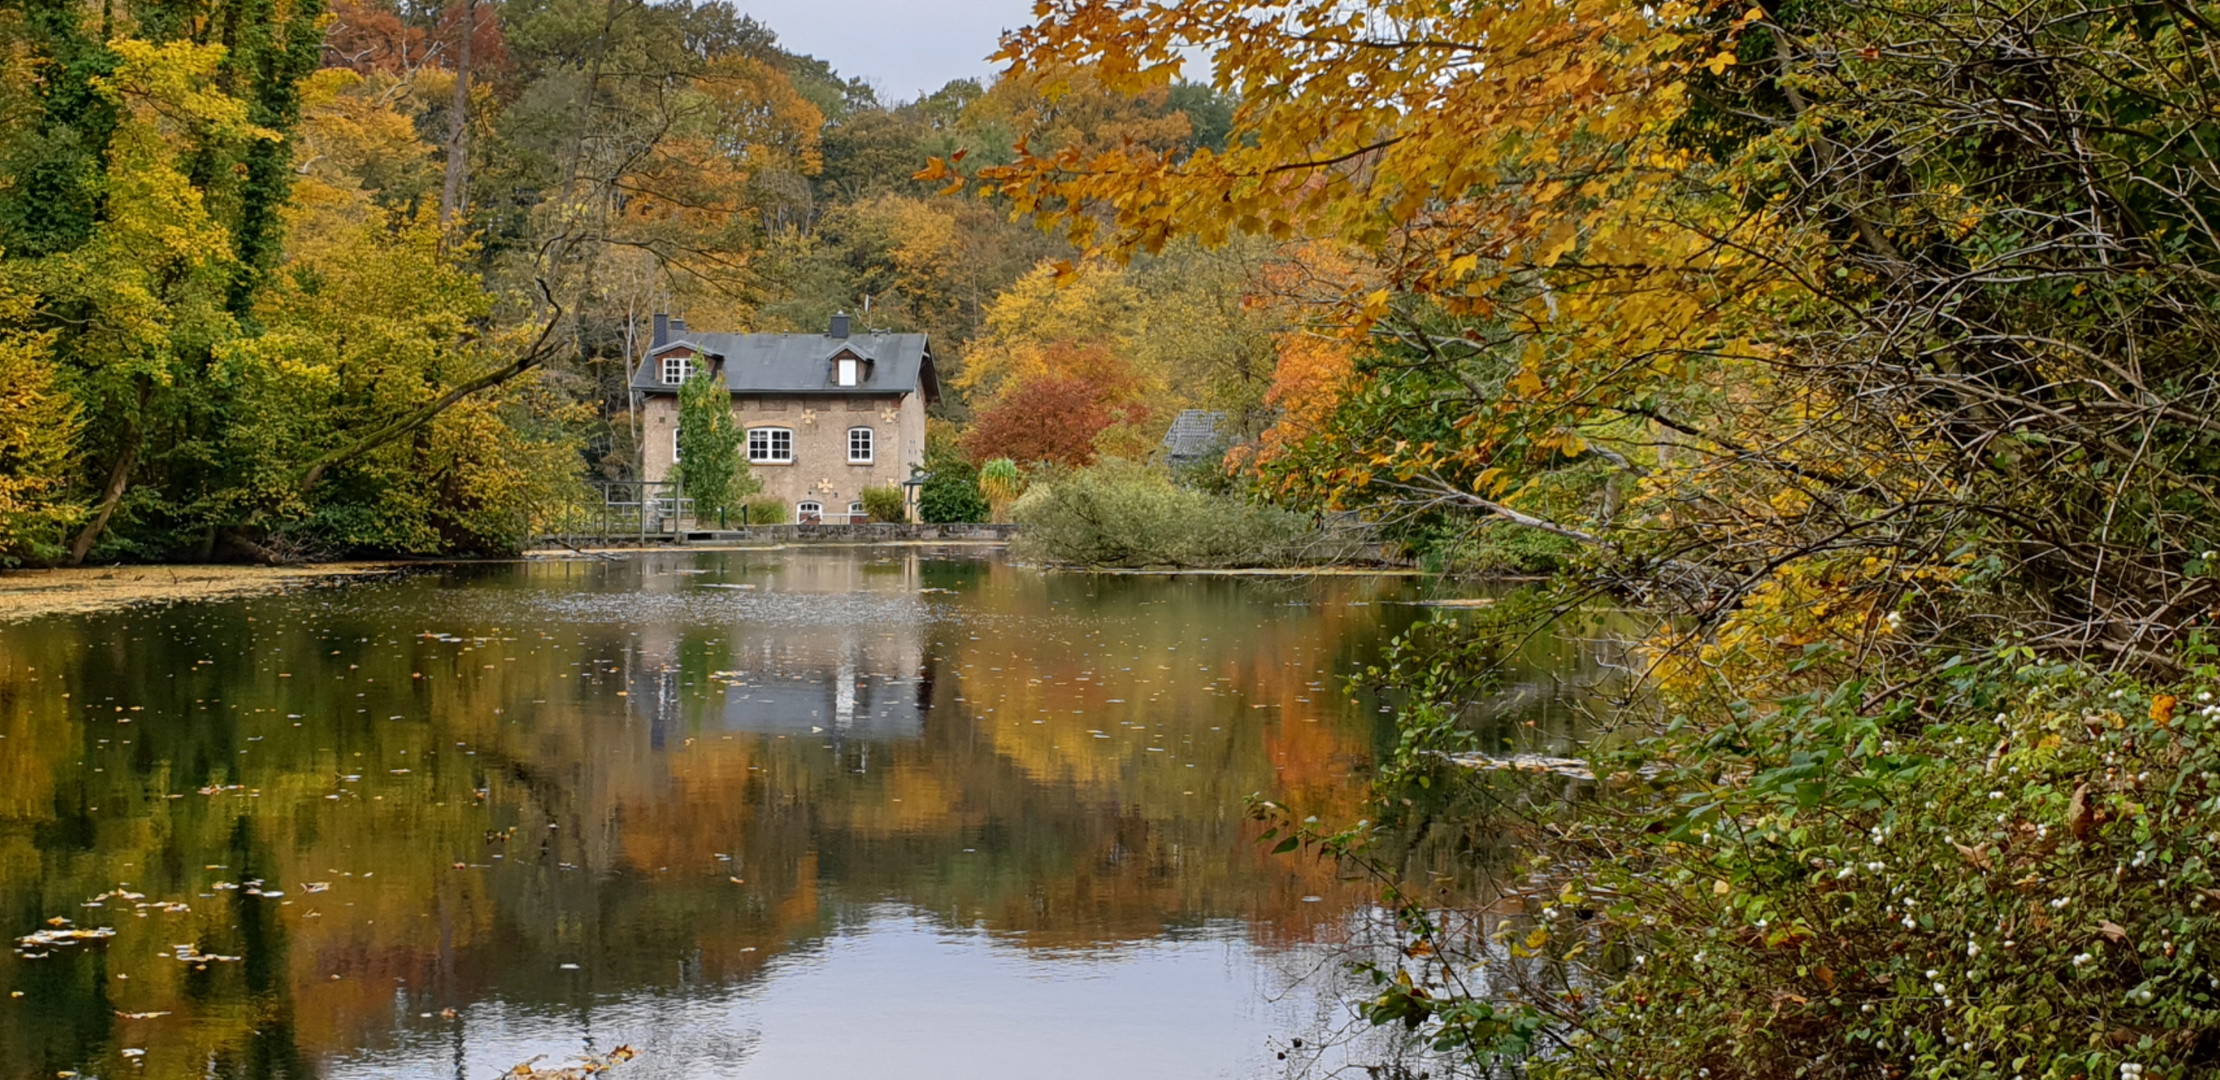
(641, 389, 928, 522)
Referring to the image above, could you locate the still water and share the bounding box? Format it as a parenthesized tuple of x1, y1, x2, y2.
(0, 547, 1574, 1079)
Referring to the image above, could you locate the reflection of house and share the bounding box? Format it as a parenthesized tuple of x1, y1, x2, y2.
(630, 553, 931, 740)
(633, 313, 939, 523)
(709, 661, 929, 738)
(1160, 409, 1226, 466)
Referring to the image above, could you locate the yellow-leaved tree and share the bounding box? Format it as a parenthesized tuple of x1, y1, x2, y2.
(0, 288, 80, 562)
(33, 38, 269, 562)
(954, 259, 1148, 400)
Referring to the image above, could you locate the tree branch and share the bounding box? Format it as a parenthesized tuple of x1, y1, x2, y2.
(297, 288, 566, 495)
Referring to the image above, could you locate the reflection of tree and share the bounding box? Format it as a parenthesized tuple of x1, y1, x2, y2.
(0, 553, 1611, 1078)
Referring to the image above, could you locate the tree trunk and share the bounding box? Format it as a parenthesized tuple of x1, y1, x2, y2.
(439, 0, 473, 223)
(67, 383, 150, 566)
(67, 442, 137, 565)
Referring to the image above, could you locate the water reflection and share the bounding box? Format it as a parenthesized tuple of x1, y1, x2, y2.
(2, 548, 1498, 1079)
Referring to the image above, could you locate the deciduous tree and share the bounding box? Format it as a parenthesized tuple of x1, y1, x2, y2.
(960, 342, 1152, 468)
(676, 369, 753, 524)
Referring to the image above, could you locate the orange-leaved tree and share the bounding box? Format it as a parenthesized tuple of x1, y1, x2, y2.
(945, 0, 2220, 666)
(960, 341, 1153, 467)
(926, 0, 1780, 593)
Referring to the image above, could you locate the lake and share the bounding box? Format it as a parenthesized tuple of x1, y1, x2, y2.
(0, 546, 1591, 1079)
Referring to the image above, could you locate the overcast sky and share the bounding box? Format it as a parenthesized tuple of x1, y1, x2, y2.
(741, 0, 1041, 102)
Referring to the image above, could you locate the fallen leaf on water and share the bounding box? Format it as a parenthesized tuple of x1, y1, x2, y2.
(504, 1046, 638, 1079)
(18, 927, 116, 949)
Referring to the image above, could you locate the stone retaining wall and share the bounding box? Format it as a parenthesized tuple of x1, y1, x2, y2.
(678, 523, 1017, 543)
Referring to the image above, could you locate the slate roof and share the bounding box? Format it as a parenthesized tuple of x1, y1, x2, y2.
(1161, 409, 1227, 463)
(631, 329, 937, 401)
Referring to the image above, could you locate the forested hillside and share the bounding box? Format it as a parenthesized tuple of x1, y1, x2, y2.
(0, 0, 1273, 564)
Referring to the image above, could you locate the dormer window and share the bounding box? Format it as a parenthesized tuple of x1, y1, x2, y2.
(660, 354, 693, 385)
(837, 356, 858, 386)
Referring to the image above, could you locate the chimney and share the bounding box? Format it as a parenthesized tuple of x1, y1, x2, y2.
(670, 315, 688, 338)
(829, 312, 850, 339)
(651, 313, 669, 349)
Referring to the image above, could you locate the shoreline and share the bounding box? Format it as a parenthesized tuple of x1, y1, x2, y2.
(1064, 565, 1425, 577)
(0, 562, 405, 623)
(0, 544, 1444, 623)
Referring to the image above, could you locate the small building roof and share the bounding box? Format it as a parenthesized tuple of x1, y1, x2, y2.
(632, 317, 936, 401)
(1162, 409, 1227, 463)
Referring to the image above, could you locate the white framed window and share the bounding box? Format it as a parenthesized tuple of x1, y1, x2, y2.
(747, 427, 793, 464)
(837, 357, 858, 386)
(797, 501, 822, 522)
(847, 426, 874, 463)
(660, 354, 693, 384)
(848, 501, 864, 519)
(672, 426, 681, 461)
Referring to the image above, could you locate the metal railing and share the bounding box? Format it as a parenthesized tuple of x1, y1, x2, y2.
(529, 481, 691, 548)
(526, 483, 921, 549)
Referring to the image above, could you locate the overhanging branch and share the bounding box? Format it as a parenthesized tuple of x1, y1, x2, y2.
(296, 285, 566, 495)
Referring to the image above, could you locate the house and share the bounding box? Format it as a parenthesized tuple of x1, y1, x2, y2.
(633, 312, 938, 523)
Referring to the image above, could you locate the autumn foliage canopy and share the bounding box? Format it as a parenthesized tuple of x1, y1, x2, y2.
(960, 341, 1151, 468)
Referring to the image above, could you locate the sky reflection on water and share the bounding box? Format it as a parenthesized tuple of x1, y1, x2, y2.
(328, 909, 1346, 1080)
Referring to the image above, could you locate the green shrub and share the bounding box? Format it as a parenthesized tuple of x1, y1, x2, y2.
(918, 429, 989, 523)
(1415, 518, 1580, 576)
(1540, 652, 2220, 1080)
(741, 497, 787, 525)
(1008, 460, 1351, 568)
(919, 470, 987, 523)
(1294, 636, 2220, 1080)
(1169, 438, 1238, 495)
(859, 484, 906, 522)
